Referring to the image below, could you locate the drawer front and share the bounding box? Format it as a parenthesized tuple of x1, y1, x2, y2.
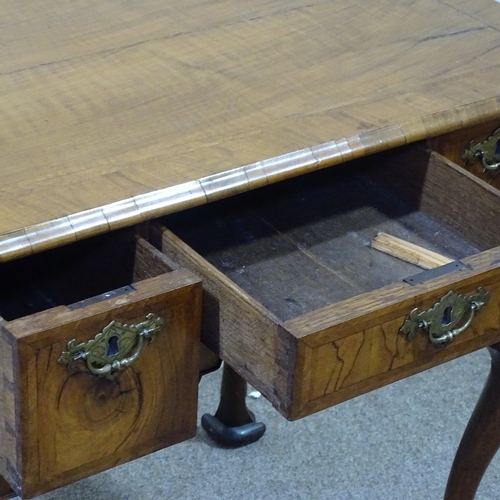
(1, 270, 201, 499)
(286, 252, 500, 419)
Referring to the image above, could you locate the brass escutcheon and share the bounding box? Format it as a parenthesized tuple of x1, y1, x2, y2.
(462, 128, 500, 177)
(400, 288, 490, 346)
(58, 313, 164, 379)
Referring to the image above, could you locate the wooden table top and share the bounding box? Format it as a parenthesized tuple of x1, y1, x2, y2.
(2, 0, 500, 261)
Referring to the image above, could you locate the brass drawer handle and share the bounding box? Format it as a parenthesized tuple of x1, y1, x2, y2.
(58, 313, 163, 379)
(400, 288, 490, 346)
(480, 156, 500, 174)
(462, 128, 500, 177)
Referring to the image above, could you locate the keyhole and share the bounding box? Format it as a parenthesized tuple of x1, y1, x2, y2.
(441, 306, 453, 326)
(107, 335, 119, 356)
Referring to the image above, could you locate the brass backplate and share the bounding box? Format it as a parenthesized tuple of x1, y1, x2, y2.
(462, 128, 500, 177)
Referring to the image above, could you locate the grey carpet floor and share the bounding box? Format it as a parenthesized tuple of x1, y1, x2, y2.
(23, 349, 500, 500)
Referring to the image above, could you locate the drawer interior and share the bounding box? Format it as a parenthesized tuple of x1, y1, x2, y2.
(0, 229, 174, 321)
(161, 145, 495, 322)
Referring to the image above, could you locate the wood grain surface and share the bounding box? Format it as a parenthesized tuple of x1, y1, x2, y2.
(2, 0, 500, 259)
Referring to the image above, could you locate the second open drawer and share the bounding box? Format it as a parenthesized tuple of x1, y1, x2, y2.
(155, 144, 500, 421)
(0, 232, 201, 498)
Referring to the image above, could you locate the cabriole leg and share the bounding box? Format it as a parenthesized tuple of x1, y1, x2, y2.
(201, 363, 266, 447)
(444, 344, 500, 499)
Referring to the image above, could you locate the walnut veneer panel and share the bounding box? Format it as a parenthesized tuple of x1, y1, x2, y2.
(1, 0, 500, 259)
(287, 248, 500, 418)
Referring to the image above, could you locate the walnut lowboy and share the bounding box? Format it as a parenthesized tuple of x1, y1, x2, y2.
(2, 126, 500, 499)
(0, 236, 201, 499)
(3, 0, 500, 498)
(155, 137, 500, 422)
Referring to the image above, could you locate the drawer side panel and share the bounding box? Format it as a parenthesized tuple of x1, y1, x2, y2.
(0, 325, 19, 493)
(159, 226, 296, 415)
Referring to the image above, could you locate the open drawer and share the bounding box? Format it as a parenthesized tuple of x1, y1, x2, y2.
(0, 230, 201, 499)
(154, 144, 500, 421)
(428, 118, 500, 188)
